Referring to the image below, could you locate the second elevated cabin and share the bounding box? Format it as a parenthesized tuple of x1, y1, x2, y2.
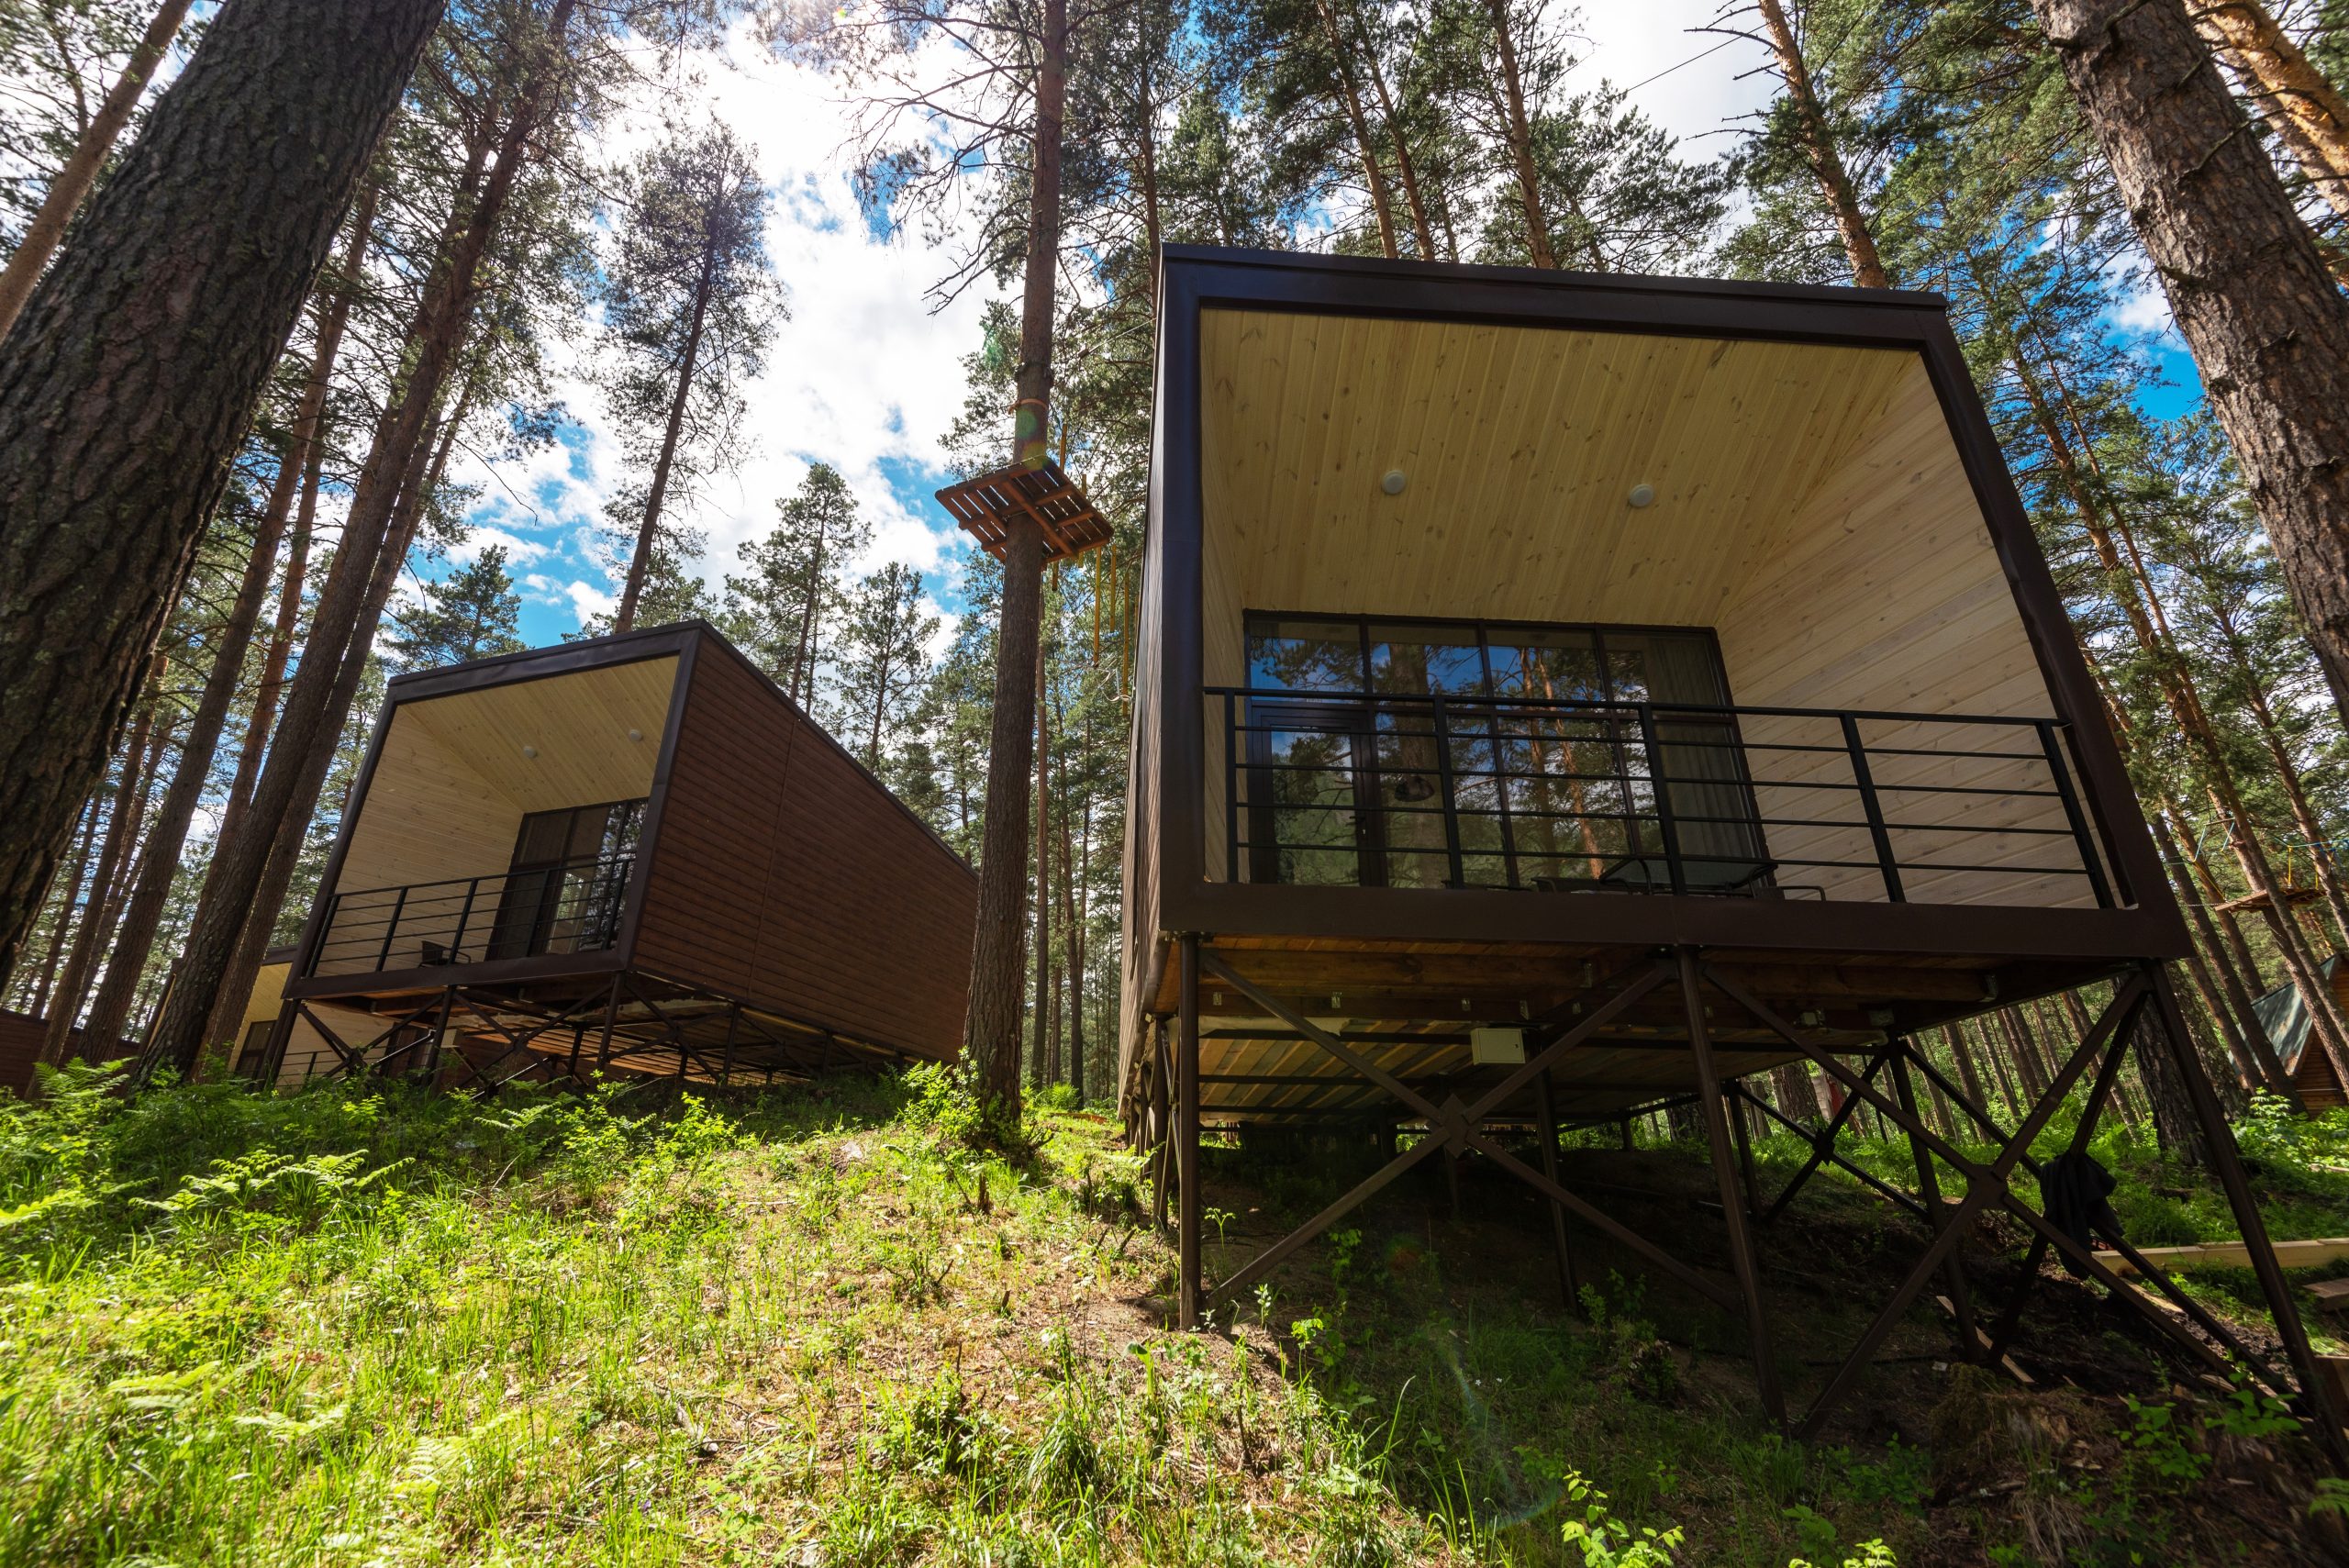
(242, 622, 975, 1090)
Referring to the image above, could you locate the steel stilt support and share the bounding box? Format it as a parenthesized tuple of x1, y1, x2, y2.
(596, 975, 621, 1073)
(1533, 1068, 1580, 1309)
(2145, 963, 2349, 1464)
(1678, 948, 1787, 1429)
(1151, 1020, 1172, 1232)
(1177, 937, 1202, 1330)
(1729, 1083, 1762, 1218)
(1891, 1041, 1977, 1362)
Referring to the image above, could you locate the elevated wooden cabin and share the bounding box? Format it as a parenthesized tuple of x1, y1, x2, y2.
(1119, 249, 2338, 1445)
(2251, 958, 2349, 1110)
(251, 622, 974, 1092)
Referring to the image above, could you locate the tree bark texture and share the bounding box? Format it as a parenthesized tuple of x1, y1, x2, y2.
(18, 793, 98, 1015)
(79, 186, 378, 1056)
(1030, 649, 1052, 1091)
(2189, 0, 2349, 222)
(199, 399, 465, 1066)
(1754, 0, 1890, 288)
(0, 0, 195, 340)
(0, 0, 444, 985)
(2032, 0, 2349, 736)
(963, 0, 1066, 1116)
(39, 691, 161, 1061)
(222, 445, 324, 846)
(148, 4, 567, 1072)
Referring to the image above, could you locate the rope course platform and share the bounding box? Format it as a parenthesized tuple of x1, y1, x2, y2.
(936, 460, 1111, 564)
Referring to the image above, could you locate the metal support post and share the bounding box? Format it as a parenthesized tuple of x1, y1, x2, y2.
(1533, 1069, 1580, 1308)
(1177, 938, 1202, 1329)
(1678, 947, 1786, 1428)
(1891, 1041, 1977, 1361)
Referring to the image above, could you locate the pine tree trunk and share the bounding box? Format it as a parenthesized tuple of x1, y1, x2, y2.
(197, 401, 465, 1065)
(0, 0, 195, 340)
(2152, 806, 2297, 1095)
(145, 8, 567, 1073)
(2032, 0, 2349, 724)
(1030, 652, 1052, 1092)
(1483, 0, 1553, 268)
(1311, 0, 1398, 260)
(0, 0, 443, 985)
(1134, 61, 1162, 317)
(224, 447, 324, 845)
(1754, 0, 1889, 287)
(2131, 995, 2212, 1163)
(21, 797, 101, 1018)
(78, 190, 377, 1055)
(1943, 1023, 1987, 1119)
(1349, 9, 1435, 259)
(40, 684, 163, 1062)
(1065, 684, 1094, 1103)
(963, 0, 1066, 1118)
(2189, 0, 2349, 222)
(615, 227, 719, 633)
(1773, 1063, 1820, 1122)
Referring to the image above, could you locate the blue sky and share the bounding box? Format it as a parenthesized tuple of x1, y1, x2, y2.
(419, 4, 2199, 652)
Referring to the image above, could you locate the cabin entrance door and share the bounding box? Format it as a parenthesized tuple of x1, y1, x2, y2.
(1242, 698, 1384, 886)
(486, 798, 646, 961)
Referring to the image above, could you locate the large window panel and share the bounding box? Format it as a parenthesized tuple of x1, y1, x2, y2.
(1239, 614, 1767, 893)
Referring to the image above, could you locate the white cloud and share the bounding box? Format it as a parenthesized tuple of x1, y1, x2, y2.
(443, 20, 996, 644)
(442, 13, 1769, 647)
(2104, 275, 2180, 342)
(445, 526, 552, 568)
(563, 579, 618, 621)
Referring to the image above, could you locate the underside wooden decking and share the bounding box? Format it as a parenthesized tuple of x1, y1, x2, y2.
(262, 968, 921, 1094)
(1144, 936, 2122, 1125)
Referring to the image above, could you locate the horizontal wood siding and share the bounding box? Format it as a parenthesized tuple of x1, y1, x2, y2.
(0, 1009, 122, 1095)
(633, 640, 975, 1058)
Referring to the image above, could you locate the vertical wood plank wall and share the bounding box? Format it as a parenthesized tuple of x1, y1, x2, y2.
(632, 640, 977, 1059)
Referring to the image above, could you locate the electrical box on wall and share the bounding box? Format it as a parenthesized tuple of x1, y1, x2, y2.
(1470, 1027, 1527, 1065)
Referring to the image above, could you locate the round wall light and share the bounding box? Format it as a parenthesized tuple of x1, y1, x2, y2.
(1627, 483, 1656, 509)
(1381, 469, 1408, 495)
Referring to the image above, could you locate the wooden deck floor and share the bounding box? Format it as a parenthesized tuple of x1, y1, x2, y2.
(1149, 936, 2112, 1124)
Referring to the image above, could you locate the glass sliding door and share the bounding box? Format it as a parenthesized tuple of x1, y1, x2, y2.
(1240, 613, 1766, 894)
(485, 798, 646, 960)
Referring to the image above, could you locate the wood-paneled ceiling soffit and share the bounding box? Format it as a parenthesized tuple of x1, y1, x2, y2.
(1197, 309, 1946, 625)
(394, 654, 681, 815)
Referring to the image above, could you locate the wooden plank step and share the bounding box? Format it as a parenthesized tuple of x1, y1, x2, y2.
(2101, 1238, 2349, 1276)
(2304, 1277, 2349, 1309)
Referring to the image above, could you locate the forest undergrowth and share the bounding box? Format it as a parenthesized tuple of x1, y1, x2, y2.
(0, 1062, 2344, 1566)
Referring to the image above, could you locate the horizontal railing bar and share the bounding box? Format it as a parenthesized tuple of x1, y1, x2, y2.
(1233, 721, 2050, 765)
(1211, 684, 2067, 728)
(328, 852, 633, 905)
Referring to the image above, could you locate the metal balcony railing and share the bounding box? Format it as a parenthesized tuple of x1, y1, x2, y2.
(1212, 688, 2115, 906)
(306, 852, 636, 978)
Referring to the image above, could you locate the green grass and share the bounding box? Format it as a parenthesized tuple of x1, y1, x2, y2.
(0, 1062, 2335, 1565)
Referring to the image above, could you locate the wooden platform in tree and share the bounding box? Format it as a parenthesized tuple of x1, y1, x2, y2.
(935, 460, 1110, 563)
(2214, 884, 2321, 915)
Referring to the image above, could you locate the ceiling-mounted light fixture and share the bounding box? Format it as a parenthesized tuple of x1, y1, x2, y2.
(628, 728, 643, 743)
(1627, 483, 1656, 509)
(521, 745, 539, 759)
(1381, 469, 1407, 495)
